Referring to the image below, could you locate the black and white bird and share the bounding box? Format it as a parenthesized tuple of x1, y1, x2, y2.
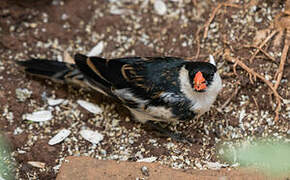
(18, 54, 222, 141)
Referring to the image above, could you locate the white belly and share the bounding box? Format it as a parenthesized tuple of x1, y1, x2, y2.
(128, 106, 177, 123)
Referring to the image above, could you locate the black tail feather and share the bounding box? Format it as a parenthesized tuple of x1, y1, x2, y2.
(18, 55, 113, 95)
(17, 59, 81, 82)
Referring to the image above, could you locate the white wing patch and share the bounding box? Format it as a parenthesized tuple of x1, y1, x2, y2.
(160, 92, 183, 103)
(113, 88, 148, 107)
(113, 88, 177, 123)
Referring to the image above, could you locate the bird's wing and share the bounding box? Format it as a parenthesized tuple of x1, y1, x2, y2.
(74, 54, 186, 106)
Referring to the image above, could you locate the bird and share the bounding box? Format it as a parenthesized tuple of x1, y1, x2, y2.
(18, 54, 222, 142)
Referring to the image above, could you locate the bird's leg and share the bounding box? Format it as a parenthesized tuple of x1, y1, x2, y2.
(144, 121, 193, 143)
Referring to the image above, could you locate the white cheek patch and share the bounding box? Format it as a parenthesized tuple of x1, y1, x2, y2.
(208, 72, 222, 95)
(178, 66, 222, 116)
(179, 66, 195, 101)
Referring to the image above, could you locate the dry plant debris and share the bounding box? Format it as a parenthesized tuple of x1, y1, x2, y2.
(202, 0, 290, 121)
(223, 49, 282, 121)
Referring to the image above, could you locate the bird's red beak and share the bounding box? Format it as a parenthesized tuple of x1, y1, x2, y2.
(194, 71, 207, 91)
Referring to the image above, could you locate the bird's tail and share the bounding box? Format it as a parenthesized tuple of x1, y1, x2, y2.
(17, 59, 85, 85)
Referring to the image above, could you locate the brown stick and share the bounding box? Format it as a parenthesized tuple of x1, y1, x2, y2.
(243, 45, 276, 62)
(223, 49, 282, 121)
(203, 3, 222, 39)
(195, 26, 203, 59)
(192, 0, 197, 7)
(203, 3, 242, 39)
(252, 96, 259, 111)
(274, 31, 289, 90)
(248, 30, 278, 63)
(220, 85, 239, 110)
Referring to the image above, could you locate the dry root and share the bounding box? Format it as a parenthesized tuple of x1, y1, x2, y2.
(223, 49, 282, 121)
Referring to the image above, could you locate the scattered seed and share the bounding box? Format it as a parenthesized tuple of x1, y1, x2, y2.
(61, 13, 69, 20)
(137, 157, 157, 163)
(27, 161, 46, 169)
(109, 6, 131, 15)
(239, 109, 246, 123)
(154, 0, 167, 15)
(48, 129, 71, 145)
(205, 162, 228, 170)
(77, 100, 103, 114)
(15, 88, 32, 102)
(141, 0, 149, 8)
(80, 129, 104, 144)
(47, 98, 64, 106)
(24, 110, 53, 122)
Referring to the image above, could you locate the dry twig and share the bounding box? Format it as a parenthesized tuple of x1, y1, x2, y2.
(193, 1, 242, 59)
(203, 3, 222, 39)
(223, 49, 282, 121)
(217, 84, 240, 112)
(252, 96, 259, 111)
(203, 3, 242, 39)
(274, 30, 289, 90)
(248, 30, 278, 63)
(194, 26, 203, 59)
(243, 45, 276, 62)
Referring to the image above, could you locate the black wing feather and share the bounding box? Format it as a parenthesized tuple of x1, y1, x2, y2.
(76, 55, 186, 92)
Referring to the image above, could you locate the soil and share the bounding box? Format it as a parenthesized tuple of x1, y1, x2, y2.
(56, 156, 268, 180)
(0, 0, 289, 179)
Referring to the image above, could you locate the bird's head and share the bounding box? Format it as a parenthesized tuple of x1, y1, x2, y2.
(185, 55, 222, 93)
